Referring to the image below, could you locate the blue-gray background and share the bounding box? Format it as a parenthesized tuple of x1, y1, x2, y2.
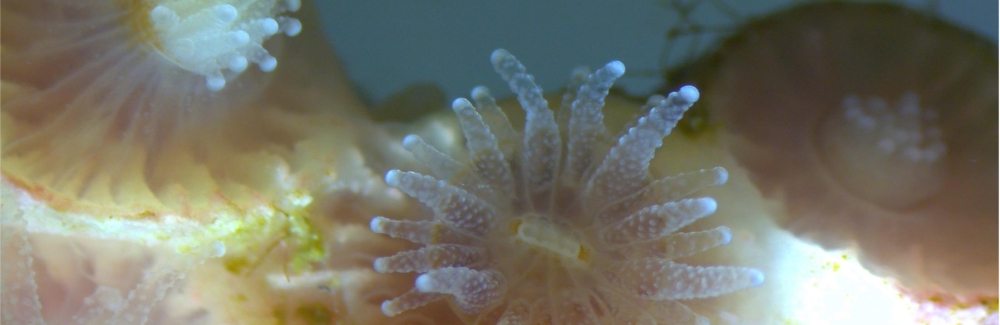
(316, 0, 997, 106)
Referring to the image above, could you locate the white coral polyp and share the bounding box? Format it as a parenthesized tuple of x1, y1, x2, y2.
(148, 0, 302, 91)
(820, 92, 948, 209)
(371, 49, 763, 324)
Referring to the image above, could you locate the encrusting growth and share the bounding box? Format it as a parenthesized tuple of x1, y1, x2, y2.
(370, 49, 762, 324)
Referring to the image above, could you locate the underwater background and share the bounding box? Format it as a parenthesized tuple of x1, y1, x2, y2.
(316, 0, 997, 105)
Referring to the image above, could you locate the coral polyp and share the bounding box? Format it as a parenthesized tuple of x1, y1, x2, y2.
(372, 49, 763, 324)
(819, 92, 948, 209)
(684, 1, 997, 300)
(1, 1, 376, 322)
(142, 0, 303, 90)
(0, 0, 326, 234)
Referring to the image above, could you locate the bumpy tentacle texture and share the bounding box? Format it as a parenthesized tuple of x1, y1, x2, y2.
(371, 49, 763, 324)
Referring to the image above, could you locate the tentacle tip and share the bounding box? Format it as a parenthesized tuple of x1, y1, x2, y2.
(490, 48, 511, 65)
(451, 98, 473, 112)
(570, 66, 590, 78)
(715, 167, 729, 185)
(606, 60, 626, 77)
(229, 55, 249, 72)
(718, 226, 733, 245)
(370, 216, 388, 233)
(401, 135, 421, 149)
(283, 18, 303, 36)
(372, 257, 389, 272)
(149, 6, 175, 25)
(233, 30, 251, 45)
(212, 4, 238, 22)
(380, 301, 399, 317)
(414, 274, 435, 292)
(206, 76, 226, 91)
(471, 86, 490, 99)
(749, 269, 765, 287)
(696, 197, 718, 215)
(384, 170, 403, 187)
(261, 18, 280, 35)
(677, 85, 700, 103)
(258, 56, 278, 72)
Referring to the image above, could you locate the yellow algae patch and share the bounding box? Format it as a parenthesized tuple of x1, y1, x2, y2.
(2, 177, 321, 266)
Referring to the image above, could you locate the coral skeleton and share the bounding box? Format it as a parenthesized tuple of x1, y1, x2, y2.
(148, 0, 302, 90)
(371, 49, 763, 324)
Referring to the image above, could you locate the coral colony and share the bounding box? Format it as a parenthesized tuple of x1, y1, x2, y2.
(3, 1, 996, 324)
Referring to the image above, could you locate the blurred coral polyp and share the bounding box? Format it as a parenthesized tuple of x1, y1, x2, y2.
(684, 2, 997, 300)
